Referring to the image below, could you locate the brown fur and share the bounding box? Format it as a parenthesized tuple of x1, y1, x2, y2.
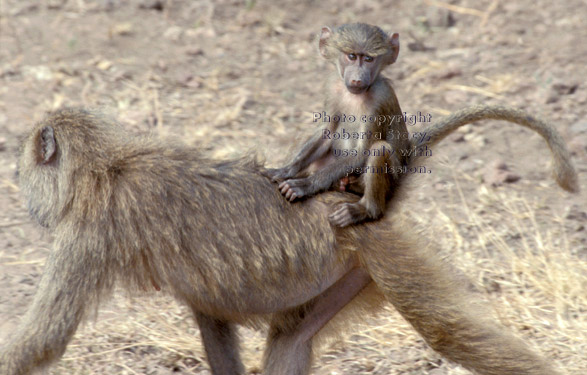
(321, 23, 393, 59)
(0, 108, 564, 375)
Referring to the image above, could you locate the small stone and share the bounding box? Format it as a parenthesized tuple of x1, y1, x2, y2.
(185, 47, 204, 56)
(565, 204, 587, 221)
(452, 133, 465, 142)
(551, 82, 578, 95)
(483, 159, 521, 187)
(138, 0, 164, 11)
(110, 23, 134, 37)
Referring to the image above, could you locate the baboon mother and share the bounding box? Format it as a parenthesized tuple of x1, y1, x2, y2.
(0, 108, 563, 375)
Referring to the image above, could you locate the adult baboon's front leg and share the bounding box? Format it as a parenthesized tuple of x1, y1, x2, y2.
(195, 312, 245, 375)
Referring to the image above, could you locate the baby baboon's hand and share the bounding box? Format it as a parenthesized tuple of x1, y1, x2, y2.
(264, 167, 296, 182)
(278, 178, 312, 201)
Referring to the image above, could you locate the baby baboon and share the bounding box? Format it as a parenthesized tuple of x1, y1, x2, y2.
(0, 108, 569, 375)
(266, 23, 410, 227)
(268, 23, 579, 227)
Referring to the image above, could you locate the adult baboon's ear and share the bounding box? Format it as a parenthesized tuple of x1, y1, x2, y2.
(38, 126, 57, 164)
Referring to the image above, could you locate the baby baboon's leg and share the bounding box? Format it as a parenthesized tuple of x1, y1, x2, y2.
(361, 233, 561, 375)
(195, 312, 245, 375)
(330, 140, 394, 227)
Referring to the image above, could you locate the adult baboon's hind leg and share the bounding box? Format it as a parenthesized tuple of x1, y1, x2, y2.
(361, 230, 561, 375)
(263, 268, 372, 375)
(262, 308, 314, 375)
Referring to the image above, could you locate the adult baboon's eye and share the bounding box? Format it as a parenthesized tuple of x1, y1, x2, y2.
(347, 53, 357, 61)
(364, 55, 374, 63)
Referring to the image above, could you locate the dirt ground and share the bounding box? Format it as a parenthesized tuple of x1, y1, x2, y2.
(0, 0, 585, 374)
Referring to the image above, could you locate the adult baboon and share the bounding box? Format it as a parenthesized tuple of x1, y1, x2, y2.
(0, 108, 571, 375)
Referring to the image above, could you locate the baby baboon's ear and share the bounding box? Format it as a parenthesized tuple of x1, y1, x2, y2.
(319, 26, 333, 58)
(387, 33, 400, 65)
